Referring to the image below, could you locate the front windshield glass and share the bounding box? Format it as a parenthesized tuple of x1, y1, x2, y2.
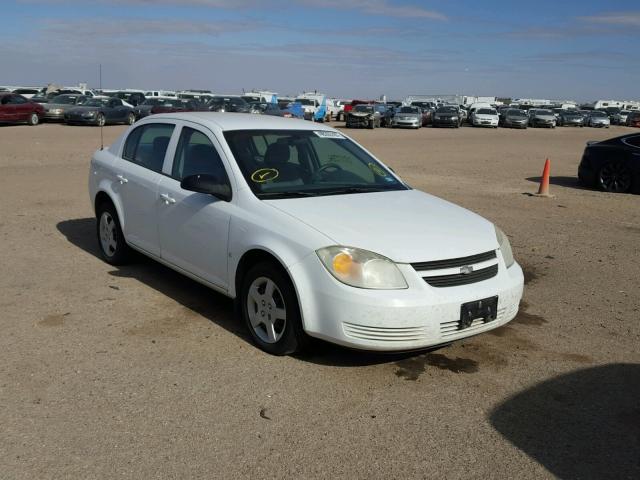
(477, 108, 496, 115)
(143, 98, 170, 106)
(436, 107, 458, 114)
(537, 109, 553, 115)
(399, 107, 419, 114)
(591, 111, 606, 117)
(296, 99, 314, 106)
(84, 99, 109, 107)
(52, 95, 84, 105)
(507, 109, 527, 117)
(223, 130, 407, 199)
(353, 105, 374, 113)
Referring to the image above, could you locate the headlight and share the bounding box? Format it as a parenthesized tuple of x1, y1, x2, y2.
(82, 111, 96, 117)
(451, 116, 458, 120)
(434, 115, 441, 119)
(495, 226, 515, 268)
(316, 246, 408, 289)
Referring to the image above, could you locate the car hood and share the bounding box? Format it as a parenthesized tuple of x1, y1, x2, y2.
(44, 103, 74, 110)
(350, 111, 374, 117)
(475, 114, 498, 120)
(265, 189, 497, 263)
(396, 113, 420, 118)
(533, 115, 555, 121)
(591, 117, 609, 122)
(66, 106, 103, 113)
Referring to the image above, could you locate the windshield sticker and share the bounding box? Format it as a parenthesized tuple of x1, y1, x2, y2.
(368, 162, 388, 177)
(251, 168, 279, 183)
(313, 130, 345, 139)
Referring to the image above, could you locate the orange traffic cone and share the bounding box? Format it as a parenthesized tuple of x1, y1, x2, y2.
(535, 158, 553, 197)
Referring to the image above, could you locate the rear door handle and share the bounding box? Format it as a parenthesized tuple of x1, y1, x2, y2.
(116, 174, 128, 184)
(160, 193, 176, 205)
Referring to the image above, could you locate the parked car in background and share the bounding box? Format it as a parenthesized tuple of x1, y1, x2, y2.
(578, 133, 640, 193)
(500, 109, 529, 129)
(207, 96, 250, 113)
(88, 113, 524, 355)
(112, 91, 146, 107)
(471, 108, 499, 128)
(0, 93, 44, 125)
(432, 106, 461, 128)
(12, 87, 41, 99)
(334, 100, 350, 121)
(612, 110, 631, 125)
(42, 94, 89, 121)
(578, 110, 592, 124)
(374, 104, 394, 127)
(391, 106, 422, 129)
(145, 90, 177, 99)
(528, 109, 557, 128)
(626, 111, 640, 127)
(557, 110, 585, 127)
(64, 97, 135, 126)
(346, 104, 381, 128)
(586, 111, 610, 128)
(343, 100, 373, 122)
(134, 98, 206, 119)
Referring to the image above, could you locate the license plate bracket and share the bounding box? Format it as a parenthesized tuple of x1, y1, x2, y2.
(459, 296, 498, 330)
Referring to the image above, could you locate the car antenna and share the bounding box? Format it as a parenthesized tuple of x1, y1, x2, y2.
(99, 63, 104, 150)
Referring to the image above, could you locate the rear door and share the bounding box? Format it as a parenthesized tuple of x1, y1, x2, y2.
(0, 95, 16, 121)
(157, 122, 233, 290)
(112, 122, 176, 256)
(9, 95, 31, 121)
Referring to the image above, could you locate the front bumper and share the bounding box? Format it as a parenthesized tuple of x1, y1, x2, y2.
(433, 117, 459, 127)
(346, 116, 372, 128)
(473, 120, 498, 127)
(43, 111, 65, 120)
(532, 119, 555, 127)
(392, 118, 420, 128)
(505, 120, 528, 128)
(289, 253, 524, 351)
(64, 114, 99, 124)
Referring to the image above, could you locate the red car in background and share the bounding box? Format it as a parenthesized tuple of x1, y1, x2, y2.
(0, 93, 44, 125)
(627, 111, 640, 128)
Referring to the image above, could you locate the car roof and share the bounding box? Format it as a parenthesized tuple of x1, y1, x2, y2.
(147, 112, 336, 132)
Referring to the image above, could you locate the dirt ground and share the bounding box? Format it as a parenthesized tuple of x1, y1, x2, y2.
(1, 120, 638, 479)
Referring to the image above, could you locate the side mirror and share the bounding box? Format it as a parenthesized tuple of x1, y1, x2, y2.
(180, 174, 232, 202)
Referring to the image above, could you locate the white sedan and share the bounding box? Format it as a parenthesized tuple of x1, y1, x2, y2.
(89, 113, 524, 355)
(471, 108, 500, 128)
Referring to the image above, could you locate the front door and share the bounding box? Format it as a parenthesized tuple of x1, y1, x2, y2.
(157, 124, 232, 290)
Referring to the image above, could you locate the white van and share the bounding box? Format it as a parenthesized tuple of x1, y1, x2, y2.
(295, 92, 330, 121)
(145, 90, 178, 99)
(242, 91, 278, 105)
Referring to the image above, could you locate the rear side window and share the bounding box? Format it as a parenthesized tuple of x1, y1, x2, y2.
(171, 127, 229, 185)
(122, 123, 174, 173)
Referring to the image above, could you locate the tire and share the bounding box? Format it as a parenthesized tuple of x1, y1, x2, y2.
(126, 113, 135, 125)
(598, 161, 632, 193)
(96, 113, 106, 127)
(27, 113, 39, 126)
(96, 201, 130, 265)
(368, 119, 374, 129)
(240, 261, 307, 355)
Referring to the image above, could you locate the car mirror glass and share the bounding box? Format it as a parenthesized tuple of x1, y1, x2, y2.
(180, 174, 231, 202)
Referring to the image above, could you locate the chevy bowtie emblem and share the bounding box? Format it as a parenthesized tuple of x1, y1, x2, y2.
(460, 265, 474, 275)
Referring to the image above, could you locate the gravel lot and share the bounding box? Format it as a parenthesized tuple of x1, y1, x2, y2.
(1, 121, 638, 479)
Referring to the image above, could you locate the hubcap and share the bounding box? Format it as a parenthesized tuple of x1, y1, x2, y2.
(600, 163, 631, 193)
(99, 212, 118, 257)
(246, 277, 287, 344)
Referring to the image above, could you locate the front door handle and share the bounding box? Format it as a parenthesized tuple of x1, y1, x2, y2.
(116, 174, 128, 184)
(160, 193, 176, 205)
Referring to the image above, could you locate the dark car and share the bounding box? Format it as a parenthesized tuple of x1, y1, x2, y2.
(0, 93, 44, 125)
(64, 97, 135, 126)
(206, 96, 250, 113)
(374, 103, 394, 127)
(557, 110, 585, 127)
(133, 98, 205, 119)
(578, 133, 640, 193)
(626, 111, 640, 128)
(42, 94, 89, 121)
(346, 104, 381, 128)
(432, 106, 461, 128)
(500, 109, 529, 129)
(113, 91, 146, 107)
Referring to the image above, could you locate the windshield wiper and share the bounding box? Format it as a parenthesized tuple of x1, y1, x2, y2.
(259, 191, 319, 199)
(316, 186, 391, 196)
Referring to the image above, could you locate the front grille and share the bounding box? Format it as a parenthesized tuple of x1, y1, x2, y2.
(422, 264, 498, 288)
(411, 250, 496, 271)
(342, 323, 429, 342)
(440, 306, 506, 338)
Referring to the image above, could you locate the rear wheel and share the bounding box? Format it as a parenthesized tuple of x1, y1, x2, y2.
(96, 202, 130, 265)
(97, 113, 106, 127)
(598, 161, 632, 193)
(241, 262, 307, 355)
(27, 113, 39, 126)
(126, 112, 135, 125)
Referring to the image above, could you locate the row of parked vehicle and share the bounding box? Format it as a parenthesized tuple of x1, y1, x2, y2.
(339, 99, 640, 130)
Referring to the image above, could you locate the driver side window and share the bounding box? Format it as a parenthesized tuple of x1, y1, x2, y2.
(172, 127, 230, 185)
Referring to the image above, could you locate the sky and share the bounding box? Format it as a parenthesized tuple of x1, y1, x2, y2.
(1, 0, 638, 101)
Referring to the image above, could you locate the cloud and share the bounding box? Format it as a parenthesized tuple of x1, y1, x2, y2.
(298, 0, 446, 19)
(578, 11, 640, 27)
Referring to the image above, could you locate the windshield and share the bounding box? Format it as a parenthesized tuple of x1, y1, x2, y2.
(296, 98, 315, 106)
(477, 108, 496, 115)
(51, 95, 85, 105)
(436, 107, 458, 114)
(223, 130, 407, 199)
(353, 105, 374, 113)
(399, 107, 419, 114)
(142, 98, 171, 106)
(591, 111, 606, 117)
(537, 109, 553, 115)
(507, 109, 527, 117)
(243, 96, 261, 103)
(84, 99, 109, 107)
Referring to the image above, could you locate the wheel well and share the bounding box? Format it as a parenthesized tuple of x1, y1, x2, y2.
(94, 191, 114, 213)
(234, 249, 290, 298)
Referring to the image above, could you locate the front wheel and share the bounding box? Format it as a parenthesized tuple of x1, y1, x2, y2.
(126, 113, 135, 125)
(241, 262, 307, 355)
(598, 161, 632, 193)
(27, 113, 39, 126)
(96, 113, 106, 127)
